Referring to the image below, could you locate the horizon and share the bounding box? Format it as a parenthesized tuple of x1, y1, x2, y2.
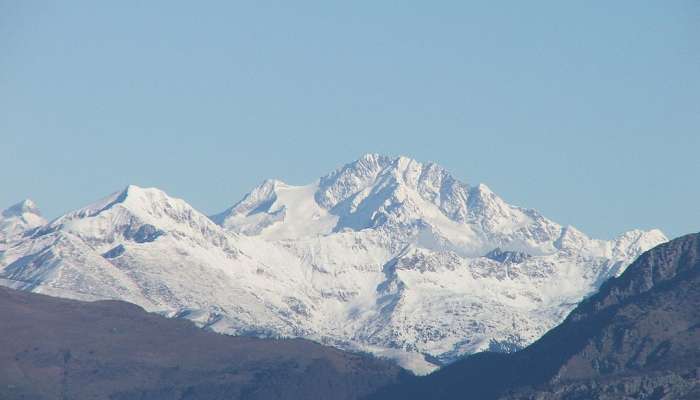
(0, 152, 676, 241)
(2, 2, 698, 239)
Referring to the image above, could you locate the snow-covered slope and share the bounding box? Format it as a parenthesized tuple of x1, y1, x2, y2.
(0, 155, 667, 374)
(212, 154, 667, 370)
(0, 186, 321, 337)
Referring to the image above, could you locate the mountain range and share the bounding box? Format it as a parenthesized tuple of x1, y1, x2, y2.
(371, 232, 700, 399)
(1, 231, 695, 399)
(0, 154, 667, 372)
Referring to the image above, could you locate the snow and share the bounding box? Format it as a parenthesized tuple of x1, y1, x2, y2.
(214, 180, 338, 240)
(0, 199, 46, 250)
(0, 154, 668, 373)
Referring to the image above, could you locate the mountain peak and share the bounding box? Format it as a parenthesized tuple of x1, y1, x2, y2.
(341, 153, 394, 174)
(2, 199, 41, 218)
(110, 184, 178, 209)
(473, 182, 493, 194)
(337, 153, 426, 177)
(227, 154, 560, 247)
(316, 154, 439, 210)
(40, 184, 231, 254)
(217, 179, 286, 218)
(123, 183, 144, 194)
(51, 185, 194, 228)
(356, 152, 398, 164)
(119, 184, 161, 199)
(352, 153, 424, 175)
(72, 185, 167, 215)
(1, 199, 46, 243)
(258, 178, 287, 190)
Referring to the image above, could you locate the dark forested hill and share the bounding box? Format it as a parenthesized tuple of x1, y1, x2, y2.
(369, 232, 700, 400)
(0, 286, 403, 400)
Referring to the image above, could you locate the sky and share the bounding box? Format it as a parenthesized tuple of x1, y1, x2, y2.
(1, 1, 698, 240)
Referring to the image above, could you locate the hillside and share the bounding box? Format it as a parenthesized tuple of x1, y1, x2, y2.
(369, 232, 700, 399)
(0, 287, 402, 400)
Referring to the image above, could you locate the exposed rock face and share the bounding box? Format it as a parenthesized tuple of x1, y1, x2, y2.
(484, 248, 532, 264)
(369, 233, 700, 399)
(0, 286, 403, 400)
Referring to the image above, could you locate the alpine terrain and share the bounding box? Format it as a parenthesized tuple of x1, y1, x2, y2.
(370, 232, 700, 399)
(0, 199, 46, 251)
(0, 154, 667, 373)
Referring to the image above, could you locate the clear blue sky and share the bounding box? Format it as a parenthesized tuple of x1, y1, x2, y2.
(1, 1, 698, 239)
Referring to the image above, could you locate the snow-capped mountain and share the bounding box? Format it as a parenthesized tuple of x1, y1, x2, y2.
(0, 199, 46, 250)
(0, 155, 667, 374)
(0, 186, 318, 335)
(211, 154, 666, 369)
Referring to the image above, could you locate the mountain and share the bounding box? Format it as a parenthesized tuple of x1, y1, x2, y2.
(0, 199, 46, 250)
(0, 155, 667, 373)
(210, 154, 667, 369)
(368, 232, 700, 399)
(0, 185, 318, 336)
(0, 285, 402, 400)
